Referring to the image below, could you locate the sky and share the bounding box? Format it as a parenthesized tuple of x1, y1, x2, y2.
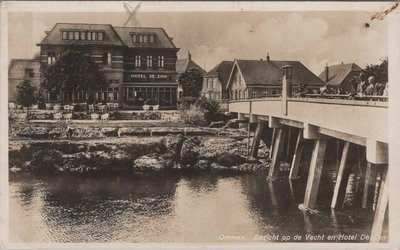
(8, 11, 388, 75)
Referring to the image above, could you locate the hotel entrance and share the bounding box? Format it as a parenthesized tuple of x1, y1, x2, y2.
(122, 86, 177, 109)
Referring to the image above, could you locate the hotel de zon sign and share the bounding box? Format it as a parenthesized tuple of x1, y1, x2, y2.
(126, 73, 172, 82)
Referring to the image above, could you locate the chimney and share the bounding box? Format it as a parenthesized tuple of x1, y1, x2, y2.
(266, 52, 270, 61)
(283, 64, 293, 97)
(188, 51, 192, 60)
(325, 62, 329, 83)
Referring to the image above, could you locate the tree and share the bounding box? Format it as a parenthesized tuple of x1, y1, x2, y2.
(363, 58, 388, 84)
(15, 80, 36, 113)
(41, 51, 107, 102)
(178, 68, 204, 98)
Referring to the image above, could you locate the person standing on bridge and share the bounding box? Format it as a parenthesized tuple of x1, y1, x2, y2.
(356, 73, 367, 97)
(383, 82, 388, 96)
(365, 76, 377, 96)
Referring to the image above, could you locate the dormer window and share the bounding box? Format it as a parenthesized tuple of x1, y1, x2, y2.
(25, 69, 34, 78)
(61, 30, 105, 41)
(131, 33, 156, 44)
(62, 31, 68, 40)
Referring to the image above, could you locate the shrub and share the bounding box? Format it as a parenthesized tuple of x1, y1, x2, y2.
(180, 105, 207, 126)
(29, 149, 64, 173)
(132, 111, 162, 120)
(72, 112, 87, 120)
(27, 112, 54, 120)
(177, 97, 198, 111)
(73, 104, 84, 112)
(178, 97, 221, 125)
(110, 111, 121, 120)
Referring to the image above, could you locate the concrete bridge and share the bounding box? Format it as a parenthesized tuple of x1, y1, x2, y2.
(228, 80, 388, 243)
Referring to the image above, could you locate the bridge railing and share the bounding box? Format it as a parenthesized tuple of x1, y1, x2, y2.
(227, 94, 388, 103)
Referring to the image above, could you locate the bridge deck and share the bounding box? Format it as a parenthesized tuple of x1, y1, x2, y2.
(229, 97, 388, 164)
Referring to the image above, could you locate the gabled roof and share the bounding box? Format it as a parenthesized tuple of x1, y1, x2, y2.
(37, 23, 125, 47)
(37, 23, 177, 49)
(113, 26, 176, 49)
(318, 63, 362, 86)
(204, 61, 234, 87)
(176, 58, 206, 75)
(227, 59, 324, 89)
(8, 59, 40, 74)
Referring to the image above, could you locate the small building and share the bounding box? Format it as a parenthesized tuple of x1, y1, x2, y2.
(176, 52, 206, 96)
(226, 56, 324, 100)
(202, 61, 234, 100)
(8, 59, 41, 102)
(318, 63, 362, 93)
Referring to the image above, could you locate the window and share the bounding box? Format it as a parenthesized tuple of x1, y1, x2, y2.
(47, 52, 56, 65)
(252, 90, 257, 98)
(114, 80, 120, 84)
(98, 32, 104, 41)
(74, 31, 79, 40)
(135, 55, 141, 67)
(143, 35, 148, 43)
(158, 55, 164, 68)
(102, 53, 111, 66)
(103, 53, 109, 65)
(91, 32, 96, 41)
(68, 31, 74, 40)
(108, 52, 112, 65)
(25, 68, 34, 78)
(239, 90, 242, 99)
(146, 55, 153, 67)
(87, 32, 92, 40)
(212, 78, 215, 88)
(80, 31, 86, 40)
(149, 35, 154, 43)
(139, 35, 143, 43)
(132, 34, 137, 43)
(62, 31, 68, 40)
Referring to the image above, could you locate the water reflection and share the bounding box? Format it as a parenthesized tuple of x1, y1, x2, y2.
(10, 167, 379, 243)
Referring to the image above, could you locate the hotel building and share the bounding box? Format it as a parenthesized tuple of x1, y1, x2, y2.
(37, 23, 180, 109)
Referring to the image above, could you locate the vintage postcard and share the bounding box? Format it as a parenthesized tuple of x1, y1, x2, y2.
(0, 1, 399, 249)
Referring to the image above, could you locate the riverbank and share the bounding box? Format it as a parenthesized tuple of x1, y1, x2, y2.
(9, 123, 274, 173)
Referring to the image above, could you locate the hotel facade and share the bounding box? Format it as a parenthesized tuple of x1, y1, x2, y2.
(37, 23, 180, 108)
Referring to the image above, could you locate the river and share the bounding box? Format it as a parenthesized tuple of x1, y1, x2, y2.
(9, 159, 385, 243)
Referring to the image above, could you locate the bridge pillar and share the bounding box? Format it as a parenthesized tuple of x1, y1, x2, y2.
(238, 113, 247, 129)
(366, 139, 388, 164)
(268, 127, 287, 180)
(331, 141, 352, 209)
(250, 120, 268, 158)
(289, 129, 304, 180)
(302, 139, 327, 210)
(362, 162, 378, 209)
(370, 164, 388, 243)
(250, 114, 258, 123)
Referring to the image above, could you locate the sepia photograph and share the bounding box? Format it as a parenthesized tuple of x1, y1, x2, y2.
(1, 1, 399, 248)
